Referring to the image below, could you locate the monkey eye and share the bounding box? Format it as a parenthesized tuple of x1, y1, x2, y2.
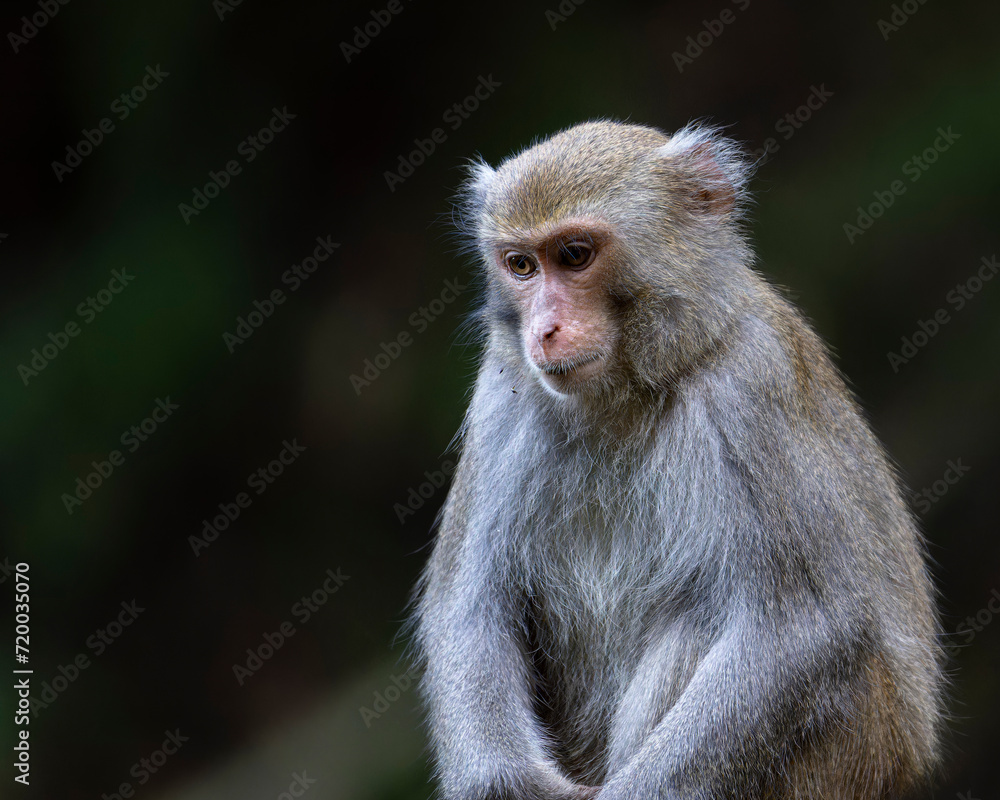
(505, 253, 536, 278)
(558, 242, 594, 269)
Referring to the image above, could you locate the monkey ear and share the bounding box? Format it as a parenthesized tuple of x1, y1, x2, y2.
(456, 157, 497, 239)
(461, 158, 497, 212)
(655, 124, 751, 217)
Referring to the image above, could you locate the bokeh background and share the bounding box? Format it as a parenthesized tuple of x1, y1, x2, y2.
(1, 0, 998, 797)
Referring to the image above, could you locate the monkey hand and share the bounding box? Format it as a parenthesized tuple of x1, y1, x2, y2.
(455, 766, 598, 800)
(590, 765, 672, 800)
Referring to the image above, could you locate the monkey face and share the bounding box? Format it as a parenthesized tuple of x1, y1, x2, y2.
(491, 219, 620, 397)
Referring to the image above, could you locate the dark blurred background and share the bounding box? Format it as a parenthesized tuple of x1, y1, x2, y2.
(1, 0, 998, 797)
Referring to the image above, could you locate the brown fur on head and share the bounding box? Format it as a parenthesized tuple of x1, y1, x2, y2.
(459, 120, 758, 407)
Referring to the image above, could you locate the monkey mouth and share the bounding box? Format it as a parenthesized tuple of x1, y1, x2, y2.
(537, 353, 603, 376)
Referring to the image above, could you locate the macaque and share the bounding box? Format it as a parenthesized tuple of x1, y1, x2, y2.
(413, 121, 944, 800)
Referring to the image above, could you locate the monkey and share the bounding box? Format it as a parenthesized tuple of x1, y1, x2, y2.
(412, 120, 944, 800)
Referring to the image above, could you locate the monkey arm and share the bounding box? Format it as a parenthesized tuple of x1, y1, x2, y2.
(418, 530, 595, 800)
(598, 603, 860, 800)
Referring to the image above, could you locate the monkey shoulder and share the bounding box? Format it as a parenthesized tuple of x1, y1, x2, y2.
(682, 313, 909, 581)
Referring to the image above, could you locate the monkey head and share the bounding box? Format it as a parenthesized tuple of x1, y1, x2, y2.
(461, 121, 754, 402)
